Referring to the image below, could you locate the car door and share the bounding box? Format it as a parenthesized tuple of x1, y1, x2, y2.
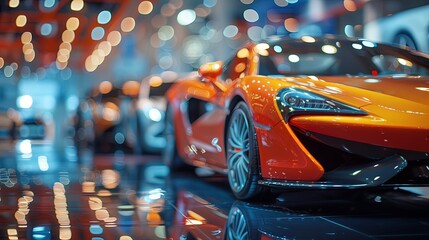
(185, 82, 227, 166)
(187, 54, 250, 168)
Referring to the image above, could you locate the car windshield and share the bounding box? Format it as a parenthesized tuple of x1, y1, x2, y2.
(149, 82, 174, 97)
(259, 39, 429, 77)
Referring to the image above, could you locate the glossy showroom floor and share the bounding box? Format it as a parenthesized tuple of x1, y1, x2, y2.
(1, 140, 429, 239)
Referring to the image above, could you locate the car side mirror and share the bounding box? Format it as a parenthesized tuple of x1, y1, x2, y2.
(198, 61, 226, 92)
(198, 61, 223, 83)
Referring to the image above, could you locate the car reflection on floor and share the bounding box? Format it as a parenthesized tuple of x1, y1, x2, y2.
(0, 140, 429, 239)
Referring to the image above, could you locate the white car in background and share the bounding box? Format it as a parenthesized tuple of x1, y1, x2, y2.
(364, 5, 429, 53)
(135, 73, 181, 154)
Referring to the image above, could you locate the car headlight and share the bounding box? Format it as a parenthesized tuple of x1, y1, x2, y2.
(276, 88, 367, 121)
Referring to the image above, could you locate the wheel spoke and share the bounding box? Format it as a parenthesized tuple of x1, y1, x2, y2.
(229, 152, 240, 169)
(239, 120, 248, 141)
(237, 162, 246, 188)
(230, 123, 242, 147)
(240, 153, 250, 172)
(241, 146, 249, 153)
(236, 213, 247, 238)
(228, 135, 241, 149)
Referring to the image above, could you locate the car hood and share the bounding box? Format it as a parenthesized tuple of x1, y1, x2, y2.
(317, 75, 429, 106)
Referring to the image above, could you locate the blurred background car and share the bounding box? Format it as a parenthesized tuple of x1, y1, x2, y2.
(18, 117, 45, 140)
(74, 80, 140, 153)
(135, 74, 173, 154)
(135, 72, 197, 154)
(364, 5, 429, 53)
(0, 109, 19, 140)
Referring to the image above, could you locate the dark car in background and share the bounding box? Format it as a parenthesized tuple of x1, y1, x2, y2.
(74, 80, 140, 153)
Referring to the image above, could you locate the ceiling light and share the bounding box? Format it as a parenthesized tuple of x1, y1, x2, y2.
(62, 30, 75, 43)
(58, 48, 70, 56)
(44, 0, 55, 8)
(107, 31, 121, 46)
(9, 0, 19, 8)
(344, 0, 357, 12)
(243, 9, 259, 23)
(240, 0, 254, 4)
(57, 54, 69, 63)
(284, 18, 298, 32)
(91, 27, 105, 40)
(71, 0, 84, 11)
(66, 17, 79, 31)
(98, 10, 111, 24)
(22, 43, 33, 53)
(85, 56, 97, 72)
(59, 42, 72, 51)
(98, 41, 112, 56)
(16, 15, 27, 27)
(177, 9, 196, 26)
(40, 23, 53, 36)
(223, 25, 238, 38)
(21, 32, 33, 44)
(138, 1, 153, 15)
(158, 25, 174, 41)
(274, 0, 287, 7)
(120, 17, 135, 32)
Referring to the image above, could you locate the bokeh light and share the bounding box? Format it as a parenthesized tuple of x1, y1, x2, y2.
(158, 25, 175, 41)
(274, 0, 288, 7)
(21, 32, 32, 44)
(284, 18, 299, 32)
(98, 10, 112, 24)
(62, 30, 75, 43)
(243, 9, 259, 23)
(91, 27, 105, 41)
(344, 0, 357, 12)
(71, 0, 84, 11)
(138, 1, 153, 15)
(121, 17, 135, 32)
(177, 9, 196, 26)
(66, 17, 79, 31)
(223, 25, 239, 38)
(9, 0, 19, 8)
(40, 23, 53, 36)
(16, 15, 27, 27)
(107, 31, 122, 46)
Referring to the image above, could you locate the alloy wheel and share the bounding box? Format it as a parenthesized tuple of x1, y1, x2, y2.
(227, 109, 250, 193)
(227, 207, 248, 240)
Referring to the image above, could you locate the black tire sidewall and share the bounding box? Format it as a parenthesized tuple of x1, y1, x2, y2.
(226, 102, 262, 200)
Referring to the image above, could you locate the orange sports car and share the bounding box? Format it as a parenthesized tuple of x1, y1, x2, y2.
(163, 36, 429, 200)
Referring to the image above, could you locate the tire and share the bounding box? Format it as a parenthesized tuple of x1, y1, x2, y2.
(226, 206, 252, 240)
(226, 102, 263, 200)
(162, 105, 187, 170)
(225, 202, 260, 240)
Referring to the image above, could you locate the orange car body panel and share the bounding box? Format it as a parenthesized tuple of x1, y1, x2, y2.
(167, 79, 229, 169)
(256, 122, 325, 180)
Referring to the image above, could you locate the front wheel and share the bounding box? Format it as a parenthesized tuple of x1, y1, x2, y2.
(226, 102, 263, 200)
